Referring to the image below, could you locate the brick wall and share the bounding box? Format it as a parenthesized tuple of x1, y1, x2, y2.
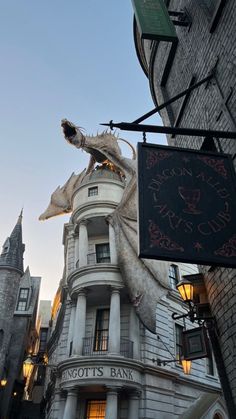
(134, 0, 236, 416)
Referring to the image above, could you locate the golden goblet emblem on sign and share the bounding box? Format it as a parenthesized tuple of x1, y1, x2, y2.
(178, 187, 202, 215)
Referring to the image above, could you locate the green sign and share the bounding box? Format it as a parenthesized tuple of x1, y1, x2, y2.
(132, 0, 177, 42)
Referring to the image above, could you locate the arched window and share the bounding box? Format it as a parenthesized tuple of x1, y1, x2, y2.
(213, 413, 223, 419)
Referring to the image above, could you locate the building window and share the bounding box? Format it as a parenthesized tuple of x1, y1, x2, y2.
(16, 288, 29, 311)
(94, 309, 109, 352)
(206, 341, 216, 376)
(2, 238, 10, 254)
(169, 264, 179, 289)
(96, 243, 110, 263)
(88, 186, 98, 197)
(175, 324, 183, 362)
(39, 328, 48, 353)
(86, 401, 106, 419)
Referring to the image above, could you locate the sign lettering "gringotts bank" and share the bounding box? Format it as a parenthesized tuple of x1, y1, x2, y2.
(61, 366, 135, 382)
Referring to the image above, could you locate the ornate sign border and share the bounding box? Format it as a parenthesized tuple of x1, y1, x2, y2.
(138, 143, 236, 268)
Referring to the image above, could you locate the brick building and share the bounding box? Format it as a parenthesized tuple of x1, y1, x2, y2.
(133, 0, 236, 416)
(0, 213, 41, 418)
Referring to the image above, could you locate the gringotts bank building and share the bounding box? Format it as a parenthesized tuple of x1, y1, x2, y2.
(40, 121, 228, 419)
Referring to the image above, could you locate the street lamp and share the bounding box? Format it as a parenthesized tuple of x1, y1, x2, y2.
(152, 357, 192, 375)
(172, 278, 213, 324)
(22, 355, 35, 379)
(0, 377, 7, 387)
(176, 279, 193, 303)
(22, 354, 56, 379)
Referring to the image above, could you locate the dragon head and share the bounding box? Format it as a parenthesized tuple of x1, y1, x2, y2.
(61, 118, 112, 163)
(61, 119, 84, 148)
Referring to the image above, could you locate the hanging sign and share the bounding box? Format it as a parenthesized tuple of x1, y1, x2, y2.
(138, 143, 236, 268)
(182, 327, 210, 360)
(131, 0, 177, 42)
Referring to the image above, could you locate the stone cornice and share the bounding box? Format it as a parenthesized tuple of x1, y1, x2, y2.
(57, 356, 222, 394)
(67, 264, 123, 296)
(71, 201, 118, 224)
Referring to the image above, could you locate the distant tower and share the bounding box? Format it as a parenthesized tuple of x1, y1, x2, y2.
(0, 211, 25, 378)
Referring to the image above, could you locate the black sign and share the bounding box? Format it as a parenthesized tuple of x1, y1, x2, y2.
(138, 143, 236, 267)
(182, 327, 210, 360)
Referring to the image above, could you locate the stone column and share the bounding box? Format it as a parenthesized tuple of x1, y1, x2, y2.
(67, 301, 76, 356)
(128, 391, 140, 419)
(62, 389, 77, 419)
(74, 231, 80, 268)
(108, 288, 120, 354)
(105, 387, 119, 419)
(129, 306, 140, 359)
(66, 232, 74, 278)
(57, 392, 66, 419)
(78, 220, 88, 267)
(73, 289, 87, 355)
(108, 222, 118, 264)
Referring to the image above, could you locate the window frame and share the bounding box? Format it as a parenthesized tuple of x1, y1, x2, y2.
(88, 186, 98, 197)
(175, 323, 184, 363)
(93, 308, 110, 352)
(16, 288, 29, 311)
(85, 400, 106, 419)
(39, 328, 48, 353)
(95, 243, 110, 264)
(169, 264, 179, 289)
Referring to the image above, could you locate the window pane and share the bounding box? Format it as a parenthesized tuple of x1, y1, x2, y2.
(94, 309, 109, 351)
(88, 187, 98, 197)
(169, 265, 179, 288)
(19, 288, 29, 299)
(17, 301, 27, 311)
(86, 401, 106, 419)
(96, 243, 110, 263)
(175, 324, 183, 361)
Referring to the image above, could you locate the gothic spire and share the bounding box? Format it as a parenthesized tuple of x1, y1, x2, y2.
(0, 211, 25, 273)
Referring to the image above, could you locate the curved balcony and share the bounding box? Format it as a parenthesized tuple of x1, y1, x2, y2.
(81, 336, 134, 359)
(68, 264, 123, 297)
(69, 336, 134, 359)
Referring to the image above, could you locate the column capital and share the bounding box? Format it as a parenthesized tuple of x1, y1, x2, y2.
(110, 286, 122, 294)
(77, 287, 87, 297)
(79, 218, 89, 227)
(67, 388, 78, 397)
(106, 386, 122, 394)
(129, 389, 141, 400)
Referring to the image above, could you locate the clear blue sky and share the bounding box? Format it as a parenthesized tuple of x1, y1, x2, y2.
(0, 1, 165, 302)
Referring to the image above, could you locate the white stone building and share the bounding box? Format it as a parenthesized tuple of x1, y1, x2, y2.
(44, 164, 228, 419)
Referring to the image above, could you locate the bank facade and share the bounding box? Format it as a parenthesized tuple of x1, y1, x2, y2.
(44, 163, 228, 419)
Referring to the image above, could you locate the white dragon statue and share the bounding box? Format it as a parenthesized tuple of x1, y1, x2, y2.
(39, 119, 170, 333)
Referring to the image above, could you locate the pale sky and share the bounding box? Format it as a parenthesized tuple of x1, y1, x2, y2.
(0, 1, 165, 303)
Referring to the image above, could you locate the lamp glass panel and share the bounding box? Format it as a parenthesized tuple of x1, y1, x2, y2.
(0, 379, 7, 387)
(177, 282, 193, 302)
(23, 357, 34, 378)
(181, 359, 192, 374)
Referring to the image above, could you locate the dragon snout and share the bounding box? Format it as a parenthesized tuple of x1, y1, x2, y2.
(61, 119, 77, 141)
